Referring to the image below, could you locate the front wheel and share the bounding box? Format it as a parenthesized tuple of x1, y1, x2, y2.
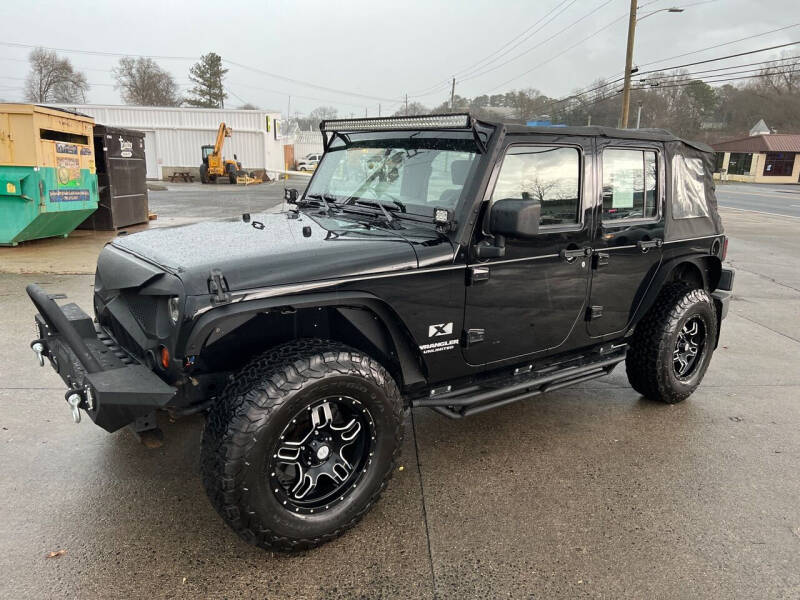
(201, 339, 404, 551)
(626, 284, 718, 403)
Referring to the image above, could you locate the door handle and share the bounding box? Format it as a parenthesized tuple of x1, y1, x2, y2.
(560, 247, 592, 262)
(637, 238, 663, 253)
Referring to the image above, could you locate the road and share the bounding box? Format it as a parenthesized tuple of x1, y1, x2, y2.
(716, 182, 800, 218)
(1, 186, 799, 599)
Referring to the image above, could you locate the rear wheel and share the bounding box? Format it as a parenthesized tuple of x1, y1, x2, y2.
(199, 164, 209, 184)
(626, 283, 718, 403)
(200, 339, 404, 551)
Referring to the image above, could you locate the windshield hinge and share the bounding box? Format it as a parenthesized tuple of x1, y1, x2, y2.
(208, 269, 231, 305)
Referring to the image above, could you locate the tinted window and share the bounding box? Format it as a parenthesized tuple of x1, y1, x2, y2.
(602, 149, 657, 221)
(727, 152, 752, 175)
(491, 146, 580, 226)
(763, 152, 795, 176)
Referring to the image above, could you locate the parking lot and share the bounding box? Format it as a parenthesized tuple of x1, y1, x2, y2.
(1, 184, 798, 599)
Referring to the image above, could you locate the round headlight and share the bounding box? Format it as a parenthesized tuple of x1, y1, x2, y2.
(168, 296, 181, 325)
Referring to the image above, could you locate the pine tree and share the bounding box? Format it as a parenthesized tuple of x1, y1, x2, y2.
(185, 52, 228, 108)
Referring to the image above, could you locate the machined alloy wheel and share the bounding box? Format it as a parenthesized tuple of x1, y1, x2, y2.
(270, 397, 375, 514)
(673, 316, 707, 379)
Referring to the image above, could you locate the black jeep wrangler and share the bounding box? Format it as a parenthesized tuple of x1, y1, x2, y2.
(27, 114, 733, 551)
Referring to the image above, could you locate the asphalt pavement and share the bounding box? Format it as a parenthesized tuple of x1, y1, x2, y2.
(1, 184, 799, 599)
(716, 182, 800, 218)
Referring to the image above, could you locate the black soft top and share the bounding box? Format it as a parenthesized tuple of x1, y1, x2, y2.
(498, 123, 713, 154)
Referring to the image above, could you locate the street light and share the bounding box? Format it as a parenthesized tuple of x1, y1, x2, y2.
(620, 4, 685, 128)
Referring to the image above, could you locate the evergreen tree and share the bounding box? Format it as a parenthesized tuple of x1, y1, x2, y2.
(185, 52, 228, 108)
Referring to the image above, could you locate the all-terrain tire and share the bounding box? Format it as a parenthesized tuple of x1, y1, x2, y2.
(626, 283, 718, 403)
(200, 339, 404, 552)
(199, 164, 209, 184)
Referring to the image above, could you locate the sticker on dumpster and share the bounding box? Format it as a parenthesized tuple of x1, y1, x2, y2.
(119, 137, 133, 158)
(55, 143, 78, 155)
(49, 189, 90, 203)
(6, 182, 16, 194)
(57, 156, 80, 185)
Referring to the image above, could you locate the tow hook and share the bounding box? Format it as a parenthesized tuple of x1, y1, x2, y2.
(66, 393, 83, 424)
(31, 342, 45, 367)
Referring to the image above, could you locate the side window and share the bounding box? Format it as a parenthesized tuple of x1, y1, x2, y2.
(602, 149, 657, 222)
(491, 146, 581, 227)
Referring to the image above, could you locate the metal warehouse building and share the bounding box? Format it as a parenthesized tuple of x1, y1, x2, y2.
(49, 105, 283, 180)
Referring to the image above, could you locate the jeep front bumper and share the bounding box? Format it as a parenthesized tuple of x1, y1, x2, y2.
(27, 284, 176, 432)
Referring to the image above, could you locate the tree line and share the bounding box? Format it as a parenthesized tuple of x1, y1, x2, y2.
(23, 48, 231, 109)
(21, 47, 799, 140)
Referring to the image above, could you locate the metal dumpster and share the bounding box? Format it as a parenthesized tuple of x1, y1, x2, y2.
(0, 104, 99, 245)
(79, 125, 148, 230)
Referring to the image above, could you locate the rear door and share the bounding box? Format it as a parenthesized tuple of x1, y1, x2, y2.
(463, 136, 594, 366)
(587, 141, 665, 338)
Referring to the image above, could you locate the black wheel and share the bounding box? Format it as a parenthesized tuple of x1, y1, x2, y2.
(228, 165, 237, 184)
(201, 339, 404, 552)
(199, 164, 209, 184)
(626, 283, 718, 403)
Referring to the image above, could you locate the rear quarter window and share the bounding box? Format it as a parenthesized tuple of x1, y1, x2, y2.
(671, 154, 709, 219)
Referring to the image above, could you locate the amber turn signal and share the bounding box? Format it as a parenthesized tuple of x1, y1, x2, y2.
(160, 346, 170, 369)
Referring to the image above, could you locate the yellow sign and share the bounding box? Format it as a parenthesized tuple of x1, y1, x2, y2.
(6, 182, 15, 194)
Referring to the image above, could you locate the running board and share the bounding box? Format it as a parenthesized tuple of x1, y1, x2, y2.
(411, 352, 625, 419)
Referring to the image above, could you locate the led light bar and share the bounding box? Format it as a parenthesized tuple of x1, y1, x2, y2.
(321, 113, 471, 133)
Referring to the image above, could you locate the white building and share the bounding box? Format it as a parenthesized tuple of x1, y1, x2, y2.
(49, 104, 283, 180)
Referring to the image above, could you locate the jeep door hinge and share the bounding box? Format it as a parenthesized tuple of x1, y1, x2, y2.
(467, 266, 490, 284)
(208, 268, 231, 305)
(463, 328, 485, 347)
(586, 306, 603, 320)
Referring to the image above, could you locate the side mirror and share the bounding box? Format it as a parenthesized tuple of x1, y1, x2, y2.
(489, 198, 540, 239)
(284, 188, 299, 204)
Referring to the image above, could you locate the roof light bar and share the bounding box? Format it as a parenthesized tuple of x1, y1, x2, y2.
(321, 113, 471, 133)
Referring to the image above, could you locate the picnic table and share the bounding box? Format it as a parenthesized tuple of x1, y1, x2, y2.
(168, 171, 194, 182)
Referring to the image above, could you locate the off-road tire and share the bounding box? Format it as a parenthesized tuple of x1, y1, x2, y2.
(626, 283, 717, 403)
(199, 164, 209, 184)
(200, 339, 404, 552)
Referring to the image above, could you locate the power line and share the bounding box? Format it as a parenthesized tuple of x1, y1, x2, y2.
(547, 40, 800, 111)
(458, 0, 617, 85)
(406, 0, 578, 97)
(0, 40, 198, 60)
(222, 59, 400, 104)
(636, 65, 800, 89)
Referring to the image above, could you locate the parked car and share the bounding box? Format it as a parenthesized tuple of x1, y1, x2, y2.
(296, 152, 321, 171)
(27, 113, 733, 552)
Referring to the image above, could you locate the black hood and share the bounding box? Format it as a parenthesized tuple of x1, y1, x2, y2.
(108, 211, 451, 295)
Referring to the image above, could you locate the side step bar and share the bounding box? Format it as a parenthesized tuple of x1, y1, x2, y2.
(411, 353, 625, 419)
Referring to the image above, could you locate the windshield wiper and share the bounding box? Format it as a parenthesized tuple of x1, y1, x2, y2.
(302, 193, 339, 215)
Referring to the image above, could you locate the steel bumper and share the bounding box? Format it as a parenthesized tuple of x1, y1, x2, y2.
(27, 284, 175, 432)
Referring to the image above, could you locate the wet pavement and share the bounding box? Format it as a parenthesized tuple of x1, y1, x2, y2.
(1, 186, 799, 599)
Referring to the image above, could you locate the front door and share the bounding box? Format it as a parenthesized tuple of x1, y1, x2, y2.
(587, 142, 665, 338)
(463, 137, 593, 366)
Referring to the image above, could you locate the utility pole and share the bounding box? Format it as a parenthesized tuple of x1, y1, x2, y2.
(404, 94, 408, 116)
(636, 102, 643, 129)
(365, 107, 368, 117)
(587, 114, 592, 126)
(620, 0, 637, 128)
(378, 103, 381, 117)
(450, 77, 456, 111)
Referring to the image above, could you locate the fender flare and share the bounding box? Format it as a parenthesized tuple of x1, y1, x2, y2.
(182, 291, 426, 387)
(631, 254, 721, 329)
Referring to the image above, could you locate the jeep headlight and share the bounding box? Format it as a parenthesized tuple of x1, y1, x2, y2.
(168, 296, 181, 325)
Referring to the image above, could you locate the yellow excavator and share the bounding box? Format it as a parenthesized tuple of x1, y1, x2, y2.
(200, 123, 241, 184)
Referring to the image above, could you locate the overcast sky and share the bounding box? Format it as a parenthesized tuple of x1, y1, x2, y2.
(1, 0, 798, 116)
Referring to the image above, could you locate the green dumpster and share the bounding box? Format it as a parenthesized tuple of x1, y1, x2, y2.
(0, 104, 98, 246)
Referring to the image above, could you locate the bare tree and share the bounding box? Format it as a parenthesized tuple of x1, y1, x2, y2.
(24, 48, 88, 104)
(393, 102, 428, 116)
(113, 57, 181, 106)
(309, 106, 339, 120)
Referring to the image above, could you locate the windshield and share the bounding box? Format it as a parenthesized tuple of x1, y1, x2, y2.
(305, 134, 480, 216)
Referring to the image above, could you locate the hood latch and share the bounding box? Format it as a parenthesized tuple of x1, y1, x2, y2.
(208, 269, 231, 305)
